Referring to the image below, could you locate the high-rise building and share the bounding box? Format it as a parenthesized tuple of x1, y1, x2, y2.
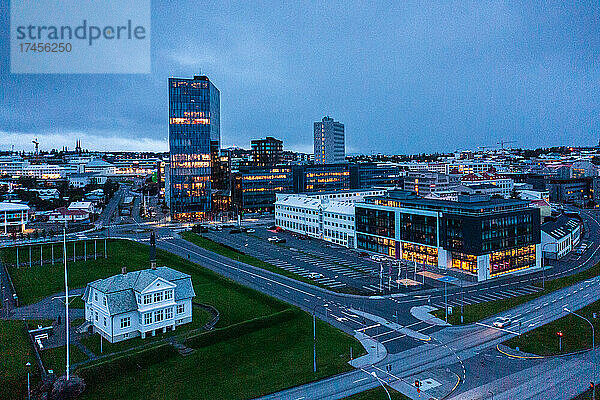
(251, 136, 283, 166)
(168, 75, 220, 220)
(314, 116, 345, 164)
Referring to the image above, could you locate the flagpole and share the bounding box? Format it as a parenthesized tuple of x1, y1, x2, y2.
(63, 226, 70, 380)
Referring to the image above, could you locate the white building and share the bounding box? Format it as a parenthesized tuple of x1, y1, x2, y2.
(0, 202, 29, 234)
(274, 189, 387, 248)
(48, 207, 90, 223)
(68, 201, 95, 214)
(84, 159, 116, 175)
(82, 266, 195, 343)
(314, 116, 345, 164)
(541, 215, 582, 260)
(68, 172, 108, 188)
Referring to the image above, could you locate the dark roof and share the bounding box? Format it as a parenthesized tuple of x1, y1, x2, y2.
(541, 215, 581, 239)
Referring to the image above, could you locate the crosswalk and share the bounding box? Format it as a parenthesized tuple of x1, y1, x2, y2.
(427, 284, 542, 309)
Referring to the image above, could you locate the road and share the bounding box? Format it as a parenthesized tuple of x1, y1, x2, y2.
(3, 201, 599, 399)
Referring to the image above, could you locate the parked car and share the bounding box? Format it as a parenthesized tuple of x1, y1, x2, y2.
(245, 228, 255, 233)
(493, 317, 512, 328)
(276, 238, 286, 243)
(268, 236, 279, 242)
(308, 272, 324, 280)
(358, 251, 368, 257)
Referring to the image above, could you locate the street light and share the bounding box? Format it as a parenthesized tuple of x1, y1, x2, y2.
(369, 371, 391, 400)
(25, 361, 31, 400)
(312, 304, 329, 374)
(564, 307, 596, 400)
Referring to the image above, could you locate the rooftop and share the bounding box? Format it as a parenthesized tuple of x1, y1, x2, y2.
(542, 215, 581, 239)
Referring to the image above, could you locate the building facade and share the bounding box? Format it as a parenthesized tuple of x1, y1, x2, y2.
(314, 116, 345, 164)
(82, 267, 195, 343)
(355, 191, 541, 281)
(0, 202, 29, 234)
(541, 215, 582, 260)
(251, 137, 283, 166)
(168, 75, 220, 220)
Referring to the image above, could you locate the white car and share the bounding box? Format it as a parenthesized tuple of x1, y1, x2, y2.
(246, 229, 255, 233)
(493, 317, 512, 328)
(308, 272, 324, 280)
(268, 236, 279, 242)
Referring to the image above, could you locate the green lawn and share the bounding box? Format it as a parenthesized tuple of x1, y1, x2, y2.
(79, 313, 363, 400)
(40, 344, 89, 376)
(3, 240, 287, 328)
(344, 387, 409, 399)
(434, 260, 600, 325)
(504, 299, 600, 356)
(0, 320, 39, 400)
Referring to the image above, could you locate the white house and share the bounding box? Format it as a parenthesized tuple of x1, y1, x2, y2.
(48, 207, 89, 223)
(82, 266, 195, 343)
(0, 202, 29, 234)
(541, 215, 582, 260)
(68, 201, 95, 214)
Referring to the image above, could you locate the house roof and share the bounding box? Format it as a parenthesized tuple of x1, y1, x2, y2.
(461, 172, 508, 181)
(541, 215, 581, 240)
(82, 267, 195, 316)
(51, 207, 88, 216)
(0, 202, 30, 212)
(86, 159, 115, 168)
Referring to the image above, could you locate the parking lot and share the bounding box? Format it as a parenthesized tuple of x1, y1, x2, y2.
(199, 224, 433, 295)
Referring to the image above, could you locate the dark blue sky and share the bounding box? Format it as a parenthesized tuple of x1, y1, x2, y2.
(1, 1, 600, 153)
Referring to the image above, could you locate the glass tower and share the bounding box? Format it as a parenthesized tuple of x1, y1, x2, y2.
(168, 75, 220, 220)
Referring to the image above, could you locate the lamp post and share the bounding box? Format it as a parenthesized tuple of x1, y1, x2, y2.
(25, 361, 31, 400)
(369, 371, 391, 400)
(565, 308, 596, 400)
(63, 227, 70, 381)
(312, 304, 329, 374)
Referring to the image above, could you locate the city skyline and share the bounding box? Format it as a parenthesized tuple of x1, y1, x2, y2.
(2, 2, 600, 154)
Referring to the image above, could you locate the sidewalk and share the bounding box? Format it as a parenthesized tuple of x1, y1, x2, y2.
(348, 330, 387, 368)
(349, 308, 431, 341)
(410, 305, 450, 326)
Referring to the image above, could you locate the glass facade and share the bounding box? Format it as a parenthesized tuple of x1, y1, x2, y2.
(399, 213, 438, 246)
(490, 244, 536, 276)
(451, 251, 477, 274)
(355, 207, 395, 238)
(169, 76, 220, 220)
(401, 243, 438, 265)
(481, 214, 535, 253)
(356, 233, 396, 257)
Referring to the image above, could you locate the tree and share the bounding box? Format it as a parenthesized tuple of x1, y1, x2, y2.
(509, 188, 520, 199)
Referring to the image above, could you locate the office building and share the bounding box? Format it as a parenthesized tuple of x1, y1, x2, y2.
(355, 190, 541, 281)
(251, 137, 283, 166)
(314, 116, 345, 164)
(168, 75, 220, 220)
(0, 202, 29, 234)
(402, 172, 460, 197)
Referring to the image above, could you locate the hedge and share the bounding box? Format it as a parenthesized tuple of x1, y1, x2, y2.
(185, 308, 300, 349)
(77, 343, 178, 387)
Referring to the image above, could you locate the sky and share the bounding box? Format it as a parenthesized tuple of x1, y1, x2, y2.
(1, 1, 600, 154)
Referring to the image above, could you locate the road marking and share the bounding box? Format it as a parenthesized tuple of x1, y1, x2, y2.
(353, 377, 369, 383)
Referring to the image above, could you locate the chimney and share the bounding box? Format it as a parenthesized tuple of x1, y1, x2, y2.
(121, 266, 127, 275)
(150, 231, 157, 270)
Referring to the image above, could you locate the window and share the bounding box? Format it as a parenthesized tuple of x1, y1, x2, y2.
(120, 316, 131, 329)
(143, 294, 152, 305)
(165, 307, 173, 319)
(165, 290, 173, 300)
(143, 312, 152, 325)
(154, 309, 164, 322)
(103, 297, 106, 306)
(103, 316, 107, 326)
(123, 333, 129, 338)
(95, 311, 98, 321)
(177, 304, 185, 314)
(94, 292, 98, 302)
(154, 291, 163, 303)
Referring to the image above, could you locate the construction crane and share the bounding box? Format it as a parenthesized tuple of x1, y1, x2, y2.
(497, 140, 516, 150)
(32, 138, 39, 154)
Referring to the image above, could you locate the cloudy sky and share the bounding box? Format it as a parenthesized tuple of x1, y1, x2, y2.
(1, 1, 600, 154)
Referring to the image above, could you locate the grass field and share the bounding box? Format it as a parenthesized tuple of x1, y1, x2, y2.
(39, 345, 89, 376)
(434, 260, 600, 325)
(1, 239, 366, 399)
(504, 299, 600, 356)
(344, 387, 409, 399)
(80, 313, 362, 400)
(0, 321, 39, 400)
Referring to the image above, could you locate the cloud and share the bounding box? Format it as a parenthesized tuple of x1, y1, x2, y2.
(0, 131, 168, 153)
